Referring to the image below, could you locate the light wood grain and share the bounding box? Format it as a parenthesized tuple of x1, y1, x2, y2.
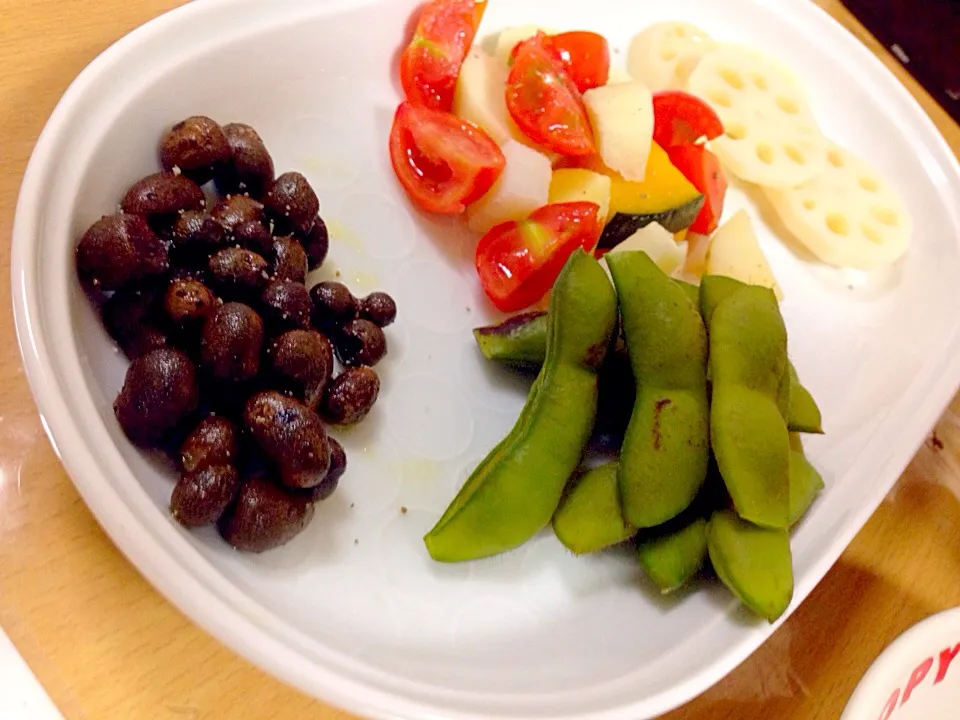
(0, 1, 957, 719)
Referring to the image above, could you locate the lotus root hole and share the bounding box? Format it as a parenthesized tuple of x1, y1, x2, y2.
(776, 96, 800, 114)
(726, 123, 748, 140)
(719, 67, 745, 90)
(861, 223, 883, 244)
(756, 144, 775, 164)
(872, 207, 899, 226)
(826, 213, 850, 236)
(707, 89, 731, 108)
(784, 145, 806, 164)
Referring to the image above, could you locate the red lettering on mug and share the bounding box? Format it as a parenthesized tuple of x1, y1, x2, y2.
(901, 657, 934, 704)
(878, 688, 900, 720)
(934, 642, 960, 685)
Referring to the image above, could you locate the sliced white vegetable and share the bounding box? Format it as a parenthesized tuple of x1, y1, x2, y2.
(687, 44, 827, 188)
(454, 47, 517, 146)
(605, 66, 634, 85)
(764, 143, 911, 269)
(493, 25, 557, 66)
(683, 231, 712, 279)
(582, 81, 654, 182)
(466, 140, 553, 234)
(548, 168, 612, 223)
(600, 222, 685, 279)
(706, 209, 783, 298)
(627, 22, 717, 91)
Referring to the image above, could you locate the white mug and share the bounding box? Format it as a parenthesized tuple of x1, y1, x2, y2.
(841, 607, 960, 719)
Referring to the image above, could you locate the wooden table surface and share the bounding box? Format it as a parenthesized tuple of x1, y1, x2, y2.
(1, 1, 958, 718)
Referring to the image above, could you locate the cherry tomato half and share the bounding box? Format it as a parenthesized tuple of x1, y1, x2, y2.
(506, 33, 596, 157)
(389, 101, 505, 215)
(400, 0, 482, 112)
(475, 202, 601, 311)
(546, 31, 610, 94)
(666, 144, 727, 235)
(652, 90, 724, 148)
(509, 31, 610, 93)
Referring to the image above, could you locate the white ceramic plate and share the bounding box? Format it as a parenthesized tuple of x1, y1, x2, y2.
(11, 0, 960, 718)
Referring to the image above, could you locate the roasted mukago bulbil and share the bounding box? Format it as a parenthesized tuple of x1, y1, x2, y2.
(76, 115, 399, 553)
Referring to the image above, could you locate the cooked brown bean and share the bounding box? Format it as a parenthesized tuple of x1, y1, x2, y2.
(76, 214, 169, 291)
(233, 219, 274, 258)
(259, 280, 312, 334)
(208, 247, 269, 299)
(114, 348, 199, 447)
(309, 437, 346, 502)
(164, 277, 217, 327)
(309, 281, 357, 329)
(322, 366, 380, 425)
(335, 318, 387, 367)
(218, 475, 315, 553)
(244, 391, 331, 488)
(120, 172, 205, 220)
(159, 116, 231, 185)
(102, 285, 170, 359)
(217, 123, 275, 198)
(267, 329, 333, 410)
(180, 415, 239, 473)
(358, 291, 397, 328)
(264, 172, 319, 235)
(210, 194, 265, 235)
(200, 302, 264, 383)
(271, 236, 308, 284)
(303, 216, 329, 270)
(170, 210, 226, 264)
(170, 464, 241, 527)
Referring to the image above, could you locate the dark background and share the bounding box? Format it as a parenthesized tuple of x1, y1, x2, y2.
(842, 0, 959, 123)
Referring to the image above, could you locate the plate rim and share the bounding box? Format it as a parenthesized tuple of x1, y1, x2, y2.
(10, 0, 960, 718)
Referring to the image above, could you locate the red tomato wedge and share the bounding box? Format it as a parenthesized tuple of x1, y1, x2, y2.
(652, 91, 725, 148)
(400, 0, 481, 112)
(389, 101, 505, 215)
(508, 31, 610, 93)
(666, 144, 727, 235)
(506, 34, 596, 157)
(546, 31, 611, 94)
(475, 202, 601, 311)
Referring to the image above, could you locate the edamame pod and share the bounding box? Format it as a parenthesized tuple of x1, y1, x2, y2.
(637, 517, 708, 594)
(607, 251, 710, 528)
(473, 311, 549, 369)
(553, 462, 636, 555)
(700, 275, 821, 434)
(788, 364, 823, 434)
(473, 276, 698, 369)
(425, 249, 617, 562)
(709, 285, 791, 529)
(706, 510, 794, 622)
(788, 434, 824, 527)
(674, 279, 701, 307)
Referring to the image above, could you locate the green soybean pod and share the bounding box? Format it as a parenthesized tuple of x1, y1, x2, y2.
(788, 434, 825, 527)
(425, 249, 617, 562)
(709, 284, 791, 529)
(706, 510, 794, 622)
(700, 275, 822, 435)
(788, 364, 823, 434)
(473, 311, 549, 369)
(637, 517, 708, 593)
(553, 462, 636, 555)
(607, 251, 710, 529)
